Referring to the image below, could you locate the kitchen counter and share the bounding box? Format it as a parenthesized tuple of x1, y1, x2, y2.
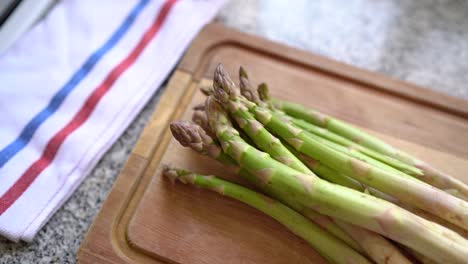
(1, 0, 468, 263)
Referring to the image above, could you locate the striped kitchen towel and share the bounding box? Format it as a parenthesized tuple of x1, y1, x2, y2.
(0, 0, 226, 242)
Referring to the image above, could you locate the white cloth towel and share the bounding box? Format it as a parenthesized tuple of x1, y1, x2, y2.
(0, 0, 225, 242)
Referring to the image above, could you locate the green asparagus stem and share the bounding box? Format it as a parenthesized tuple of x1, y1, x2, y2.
(238, 67, 411, 264)
(287, 142, 468, 259)
(333, 220, 413, 264)
(290, 143, 468, 239)
(163, 166, 371, 264)
(207, 67, 468, 263)
(171, 120, 364, 253)
(268, 95, 468, 200)
(293, 147, 468, 257)
(257, 82, 428, 183)
(283, 141, 398, 203)
(235, 67, 414, 263)
(258, 82, 468, 201)
(291, 118, 423, 177)
(236, 73, 411, 264)
(272, 111, 430, 193)
(299, 125, 418, 180)
(253, 104, 468, 231)
(230, 65, 468, 231)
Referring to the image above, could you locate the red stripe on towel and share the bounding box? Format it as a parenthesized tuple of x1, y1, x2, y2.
(0, 0, 178, 215)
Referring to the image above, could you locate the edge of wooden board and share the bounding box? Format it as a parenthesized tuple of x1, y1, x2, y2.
(179, 23, 468, 119)
(77, 70, 196, 264)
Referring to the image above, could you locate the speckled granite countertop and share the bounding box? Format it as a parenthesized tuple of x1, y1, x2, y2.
(1, 0, 468, 263)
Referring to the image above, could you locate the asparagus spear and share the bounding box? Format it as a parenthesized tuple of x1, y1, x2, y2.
(233, 69, 414, 264)
(190, 105, 411, 263)
(239, 66, 263, 105)
(192, 108, 217, 139)
(171, 120, 364, 254)
(300, 126, 418, 179)
(264, 90, 468, 199)
(291, 144, 468, 238)
(283, 141, 397, 202)
(205, 95, 468, 264)
(238, 68, 408, 182)
(291, 117, 424, 177)
(163, 166, 371, 264)
(293, 150, 468, 260)
(246, 70, 423, 180)
(333, 220, 413, 264)
(223, 65, 468, 230)
(254, 104, 468, 230)
(248, 73, 468, 237)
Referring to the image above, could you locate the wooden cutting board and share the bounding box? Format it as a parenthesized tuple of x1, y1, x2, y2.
(77, 23, 468, 264)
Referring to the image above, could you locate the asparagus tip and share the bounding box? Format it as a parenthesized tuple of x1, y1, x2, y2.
(200, 86, 214, 96)
(205, 96, 231, 129)
(169, 121, 204, 152)
(192, 109, 214, 137)
(193, 103, 205, 111)
(239, 66, 248, 79)
(257, 82, 270, 101)
(239, 76, 258, 103)
(213, 63, 238, 103)
(162, 164, 178, 184)
(162, 165, 195, 184)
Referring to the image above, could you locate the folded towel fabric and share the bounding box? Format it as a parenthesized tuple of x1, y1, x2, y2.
(0, 0, 225, 242)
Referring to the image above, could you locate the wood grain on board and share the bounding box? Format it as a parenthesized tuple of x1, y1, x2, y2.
(78, 23, 468, 264)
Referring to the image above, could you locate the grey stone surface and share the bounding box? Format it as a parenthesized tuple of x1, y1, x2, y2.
(1, 0, 468, 263)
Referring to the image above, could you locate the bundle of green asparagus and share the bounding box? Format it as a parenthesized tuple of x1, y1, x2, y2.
(164, 63, 468, 263)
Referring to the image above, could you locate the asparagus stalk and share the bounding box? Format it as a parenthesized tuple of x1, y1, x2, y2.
(234, 69, 417, 263)
(205, 95, 468, 263)
(299, 125, 418, 180)
(206, 96, 468, 263)
(239, 66, 263, 105)
(239, 69, 406, 183)
(292, 145, 468, 238)
(251, 73, 423, 180)
(192, 108, 217, 139)
(254, 104, 468, 230)
(163, 166, 371, 264)
(236, 69, 421, 263)
(291, 117, 424, 177)
(252, 77, 468, 239)
(332, 220, 413, 264)
(171, 120, 364, 254)
(291, 139, 468, 235)
(293, 148, 468, 257)
(265, 92, 468, 199)
(283, 141, 398, 203)
(227, 65, 468, 231)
